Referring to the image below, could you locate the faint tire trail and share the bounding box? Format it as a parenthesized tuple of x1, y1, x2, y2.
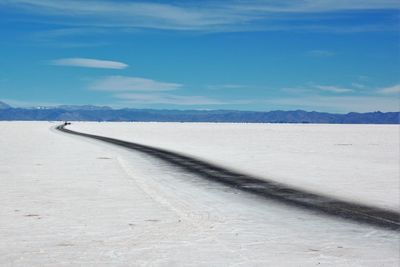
(56, 124, 400, 231)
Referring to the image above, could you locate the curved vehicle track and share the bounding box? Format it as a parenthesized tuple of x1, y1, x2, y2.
(56, 124, 400, 231)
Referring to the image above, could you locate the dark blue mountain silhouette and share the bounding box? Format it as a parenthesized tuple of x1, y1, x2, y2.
(0, 102, 398, 124)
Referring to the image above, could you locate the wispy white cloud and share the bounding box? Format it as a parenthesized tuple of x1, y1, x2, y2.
(237, 0, 400, 13)
(30, 28, 110, 47)
(315, 85, 354, 93)
(263, 95, 399, 113)
(90, 76, 182, 92)
(51, 58, 128, 69)
(277, 83, 399, 112)
(0, 98, 61, 108)
(351, 83, 366, 89)
(376, 84, 400, 95)
(115, 93, 224, 105)
(1, 0, 398, 32)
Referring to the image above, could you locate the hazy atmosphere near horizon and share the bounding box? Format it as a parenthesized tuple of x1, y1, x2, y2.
(0, 0, 399, 113)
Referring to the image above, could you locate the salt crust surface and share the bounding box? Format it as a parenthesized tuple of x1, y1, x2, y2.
(70, 122, 400, 211)
(1, 122, 398, 266)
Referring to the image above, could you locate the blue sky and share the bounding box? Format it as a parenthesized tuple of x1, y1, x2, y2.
(0, 0, 399, 113)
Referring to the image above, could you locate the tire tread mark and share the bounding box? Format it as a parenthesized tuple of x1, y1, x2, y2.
(56, 124, 400, 231)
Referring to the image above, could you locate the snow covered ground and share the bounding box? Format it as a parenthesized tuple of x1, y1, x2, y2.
(69, 122, 400, 212)
(0, 121, 399, 266)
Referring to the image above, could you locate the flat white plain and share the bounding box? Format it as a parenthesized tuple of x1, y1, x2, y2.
(0, 121, 398, 266)
(70, 122, 400, 211)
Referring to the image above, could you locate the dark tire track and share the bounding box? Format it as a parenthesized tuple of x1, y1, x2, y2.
(56, 124, 400, 231)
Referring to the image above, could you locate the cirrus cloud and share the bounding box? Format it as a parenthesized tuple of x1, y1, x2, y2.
(377, 84, 400, 95)
(90, 76, 182, 92)
(1, 0, 399, 33)
(50, 57, 128, 69)
(262, 95, 399, 113)
(115, 93, 224, 105)
(315, 85, 354, 93)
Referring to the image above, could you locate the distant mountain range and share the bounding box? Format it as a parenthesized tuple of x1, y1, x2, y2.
(0, 101, 398, 124)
